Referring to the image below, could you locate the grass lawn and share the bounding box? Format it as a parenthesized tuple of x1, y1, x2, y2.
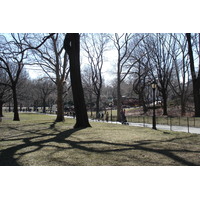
(1, 112, 200, 166)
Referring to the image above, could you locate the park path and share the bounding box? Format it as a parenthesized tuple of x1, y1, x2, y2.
(89, 118, 200, 134)
(20, 113, 199, 134)
(127, 122, 200, 134)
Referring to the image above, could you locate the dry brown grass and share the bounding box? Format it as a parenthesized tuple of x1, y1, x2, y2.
(1, 113, 200, 166)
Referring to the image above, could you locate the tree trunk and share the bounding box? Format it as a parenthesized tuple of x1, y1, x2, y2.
(186, 33, 200, 117)
(64, 33, 91, 128)
(117, 72, 121, 122)
(55, 82, 65, 122)
(95, 92, 100, 118)
(89, 93, 93, 117)
(12, 86, 20, 121)
(180, 94, 186, 116)
(42, 98, 46, 113)
(0, 101, 3, 117)
(181, 100, 186, 116)
(161, 90, 168, 116)
(8, 101, 11, 112)
(193, 80, 200, 117)
(141, 94, 147, 113)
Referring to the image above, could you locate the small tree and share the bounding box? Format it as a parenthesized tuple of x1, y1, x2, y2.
(35, 78, 55, 113)
(82, 33, 108, 118)
(110, 33, 145, 121)
(144, 34, 174, 115)
(0, 34, 28, 121)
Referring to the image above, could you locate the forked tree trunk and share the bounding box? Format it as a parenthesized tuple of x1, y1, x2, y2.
(64, 33, 91, 128)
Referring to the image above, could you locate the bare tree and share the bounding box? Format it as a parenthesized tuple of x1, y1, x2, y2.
(81, 66, 95, 117)
(0, 34, 28, 121)
(110, 33, 145, 121)
(132, 60, 150, 113)
(169, 34, 191, 116)
(82, 33, 109, 118)
(144, 33, 175, 115)
(126, 36, 151, 113)
(35, 78, 55, 113)
(30, 33, 69, 122)
(64, 33, 91, 128)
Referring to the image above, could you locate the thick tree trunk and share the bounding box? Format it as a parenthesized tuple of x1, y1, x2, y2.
(0, 101, 3, 117)
(64, 33, 91, 128)
(95, 92, 100, 119)
(141, 94, 147, 113)
(193, 80, 200, 116)
(89, 93, 93, 117)
(162, 93, 168, 116)
(8, 101, 11, 112)
(12, 86, 20, 121)
(186, 33, 200, 117)
(56, 82, 65, 122)
(180, 95, 186, 116)
(42, 99, 46, 113)
(138, 92, 143, 107)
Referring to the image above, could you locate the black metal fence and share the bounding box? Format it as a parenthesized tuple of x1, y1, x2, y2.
(110, 115, 200, 128)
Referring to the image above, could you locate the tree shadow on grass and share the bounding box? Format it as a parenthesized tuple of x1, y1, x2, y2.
(1, 122, 200, 166)
(0, 122, 79, 166)
(64, 137, 200, 166)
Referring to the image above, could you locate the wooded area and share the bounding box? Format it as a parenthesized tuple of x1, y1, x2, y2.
(1, 33, 200, 128)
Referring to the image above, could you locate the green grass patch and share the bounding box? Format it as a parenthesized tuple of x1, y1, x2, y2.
(1, 113, 200, 166)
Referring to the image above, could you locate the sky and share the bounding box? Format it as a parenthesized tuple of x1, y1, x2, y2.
(25, 37, 118, 85)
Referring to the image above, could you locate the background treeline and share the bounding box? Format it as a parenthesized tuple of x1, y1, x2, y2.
(0, 33, 200, 121)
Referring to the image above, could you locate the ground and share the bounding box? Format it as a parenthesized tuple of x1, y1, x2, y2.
(0, 113, 200, 166)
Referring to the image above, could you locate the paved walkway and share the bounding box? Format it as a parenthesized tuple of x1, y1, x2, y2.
(25, 113, 200, 134)
(128, 122, 200, 134)
(90, 119, 200, 134)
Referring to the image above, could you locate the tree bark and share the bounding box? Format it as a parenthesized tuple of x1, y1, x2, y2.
(0, 101, 3, 117)
(95, 92, 100, 118)
(186, 33, 200, 117)
(161, 90, 168, 116)
(180, 97, 186, 116)
(55, 81, 65, 122)
(117, 66, 121, 122)
(42, 98, 46, 113)
(64, 33, 91, 128)
(12, 85, 20, 121)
